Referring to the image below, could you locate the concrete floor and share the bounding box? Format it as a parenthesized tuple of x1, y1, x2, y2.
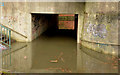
(1, 30, 119, 73)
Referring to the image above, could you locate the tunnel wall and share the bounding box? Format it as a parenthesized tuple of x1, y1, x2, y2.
(32, 14, 48, 40)
(0, 2, 85, 42)
(81, 2, 119, 56)
(32, 14, 58, 40)
(32, 14, 47, 40)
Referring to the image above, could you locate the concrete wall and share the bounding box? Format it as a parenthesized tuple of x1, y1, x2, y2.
(32, 14, 58, 40)
(81, 2, 119, 56)
(0, 2, 85, 42)
(0, 2, 119, 56)
(0, 2, 31, 42)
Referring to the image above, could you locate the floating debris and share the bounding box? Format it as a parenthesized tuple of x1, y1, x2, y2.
(50, 52, 64, 63)
(113, 66, 118, 69)
(46, 67, 72, 73)
(104, 62, 108, 64)
(118, 58, 120, 61)
(58, 52, 63, 60)
(24, 56, 27, 59)
(46, 67, 62, 70)
(61, 69, 65, 72)
(60, 57, 64, 62)
(50, 60, 58, 63)
(68, 70, 72, 73)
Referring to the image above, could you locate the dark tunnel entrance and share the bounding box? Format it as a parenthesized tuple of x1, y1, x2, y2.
(31, 13, 78, 41)
(29, 13, 78, 70)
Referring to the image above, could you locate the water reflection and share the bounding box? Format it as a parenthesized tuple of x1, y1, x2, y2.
(1, 37, 118, 73)
(77, 44, 118, 73)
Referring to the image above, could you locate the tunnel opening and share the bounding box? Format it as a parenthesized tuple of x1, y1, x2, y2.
(31, 13, 78, 41)
(31, 13, 78, 70)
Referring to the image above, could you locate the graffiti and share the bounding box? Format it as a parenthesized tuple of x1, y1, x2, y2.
(96, 43, 108, 48)
(96, 12, 105, 23)
(8, 16, 17, 25)
(106, 11, 118, 23)
(85, 12, 116, 38)
(87, 23, 107, 38)
(1, 16, 18, 25)
(32, 15, 42, 40)
(96, 11, 118, 24)
(0, 2, 4, 6)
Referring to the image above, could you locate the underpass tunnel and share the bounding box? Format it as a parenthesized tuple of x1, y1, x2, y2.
(30, 14, 78, 71)
(31, 13, 78, 41)
(1, 2, 119, 73)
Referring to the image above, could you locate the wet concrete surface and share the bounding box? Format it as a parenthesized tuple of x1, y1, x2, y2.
(1, 31, 119, 73)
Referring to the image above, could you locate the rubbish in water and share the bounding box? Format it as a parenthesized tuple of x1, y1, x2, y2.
(57, 52, 65, 62)
(118, 58, 120, 61)
(113, 66, 118, 69)
(24, 56, 27, 59)
(50, 60, 58, 63)
(60, 57, 64, 62)
(68, 70, 72, 73)
(50, 52, 64, 63)
(64, 69, 72, 73)
(58, 52, 63, 60)
(46, 67, 62, 70)
(46, 67, 72, 73)
(61, 69, 64, 72)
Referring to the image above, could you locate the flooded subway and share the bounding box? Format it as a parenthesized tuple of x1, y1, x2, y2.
(30, 14, 78, 72)
(2, 14, 78, 73)
(31, 14, 77, 40)
(1, 13, 118, 73)
(0, 2, 119, 74)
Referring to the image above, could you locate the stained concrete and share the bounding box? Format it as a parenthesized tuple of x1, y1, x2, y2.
(0, 2, 119, 73)
(32, 14, 58, 40)
(81, 2, 119, 56)
(0, 2, 85, 42)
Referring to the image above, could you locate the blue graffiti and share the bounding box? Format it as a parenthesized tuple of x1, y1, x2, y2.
(0, 2, 4, 6)
(87, 23, 107, 38)
(97, 43, 108, 48)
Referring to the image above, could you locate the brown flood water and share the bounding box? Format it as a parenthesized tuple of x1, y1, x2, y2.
(1, 31, 118, 73)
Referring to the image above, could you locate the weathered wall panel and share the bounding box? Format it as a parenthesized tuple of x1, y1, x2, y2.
(83, 2, 118, 44)
(0, 2, 85, 42)
(81, 2, 118, 56)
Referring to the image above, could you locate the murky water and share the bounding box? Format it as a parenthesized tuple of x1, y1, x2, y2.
(1, 31, 118, 73)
